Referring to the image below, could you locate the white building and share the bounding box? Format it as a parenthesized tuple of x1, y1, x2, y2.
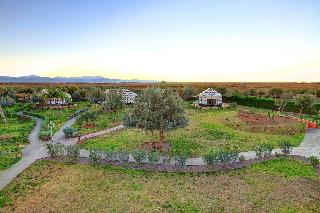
(198, 88, 222, 107)
(105, 89, 138, 104)
(40, 89, 72, 105)
(121, 89, 137, 104)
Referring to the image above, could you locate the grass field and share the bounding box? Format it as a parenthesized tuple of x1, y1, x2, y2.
(83, 106, 305, 156)
(0, 111, 35, 171)
(1, 158, 319, 212)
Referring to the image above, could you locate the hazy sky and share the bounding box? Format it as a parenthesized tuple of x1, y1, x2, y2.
(1, 0, 320, 81)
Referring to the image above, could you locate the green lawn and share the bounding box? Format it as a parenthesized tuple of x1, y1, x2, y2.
(0, 111, 35, 171)
(72, 109, 124, 135)
(1, 158, 319, 212)
(84, 107, 305, 156)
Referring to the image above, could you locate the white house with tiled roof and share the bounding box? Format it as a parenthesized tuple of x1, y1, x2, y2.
(198, 88, 222, 107)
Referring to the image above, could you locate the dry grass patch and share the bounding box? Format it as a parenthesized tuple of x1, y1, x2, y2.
(1, 159, 319, 212)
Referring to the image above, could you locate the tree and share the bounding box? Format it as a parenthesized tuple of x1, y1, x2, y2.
(124, 87, 188, 147)
(244, 88, 257, 96)
(182, 86, 196, 100)
(102, 89, 124, 111)
(76, 109, 99, 126)
(257, 90, 266, 97)
(216, 87, 227, 95)
(269, 88, 283, 99)
(274, 91, 294, 112)
(292, 94, 317, 114)
(0, 105, 7, 123)
(72, 89, 87, 102)
(86, 87, 106, 104)
(224, 89, 234, 98)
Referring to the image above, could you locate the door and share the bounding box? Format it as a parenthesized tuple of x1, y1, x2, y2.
(207, 99, 216, 106)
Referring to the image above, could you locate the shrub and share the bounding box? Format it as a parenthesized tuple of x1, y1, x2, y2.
(0, 96, 16, 107)
(279, 141, 293, 155)
(39, 130, 51, 141)
(22, 111, 45, 119)
(89, 149, 102, 164)
(229, 102, 237, 108)
(308, 156, 319, 168)
(148, 151, 160, 165)
(17, 113, 31, 122)
(132, 150, 147, 164)
(63, 127, 77, 139)
(65, 144, 81, 162)
(174, 154, 189, 167)
(204, 149, 239, 165)
(163, 155, 172, 165)
(239, 155, 245, 163)
(255, 144, 273, 158)
(45, 142, 65, 158)
(102, 149, 116, 161)
(116, 150, 129, 163)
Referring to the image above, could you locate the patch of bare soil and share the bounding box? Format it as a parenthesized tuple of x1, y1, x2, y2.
(141, 141, 171, 152)
(82, 123, 95, 129)
(238, 110, 296, 125)
(0, 134, 12, 140)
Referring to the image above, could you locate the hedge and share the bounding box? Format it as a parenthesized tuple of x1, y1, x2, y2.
(21, 111, 46, 119)
(223, 95, 320, 114)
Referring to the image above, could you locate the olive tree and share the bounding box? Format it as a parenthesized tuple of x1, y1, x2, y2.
(86, 87, 106, 104)
(269, 88, 283, 99)
(124, 87, 188, 146)
(293, 94, 317, 114)
(274, 91, 294, 112)
(182, 86, 196, 100)
(102, 89, 124, 111)
(76, 109, 99, 126)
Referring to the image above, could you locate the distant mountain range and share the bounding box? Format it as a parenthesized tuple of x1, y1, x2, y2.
(0, 75, 157, 83)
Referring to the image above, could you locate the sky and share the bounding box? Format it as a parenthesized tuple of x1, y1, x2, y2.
(0, 0, 320, 82)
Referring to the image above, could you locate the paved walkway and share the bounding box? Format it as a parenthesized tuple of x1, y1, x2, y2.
(0, 116, 46, 190)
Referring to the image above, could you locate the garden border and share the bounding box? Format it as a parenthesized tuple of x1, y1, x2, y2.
(44, 155, 317, 173)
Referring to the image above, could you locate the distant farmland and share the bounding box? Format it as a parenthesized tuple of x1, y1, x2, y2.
(1, 82, 320, 93)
